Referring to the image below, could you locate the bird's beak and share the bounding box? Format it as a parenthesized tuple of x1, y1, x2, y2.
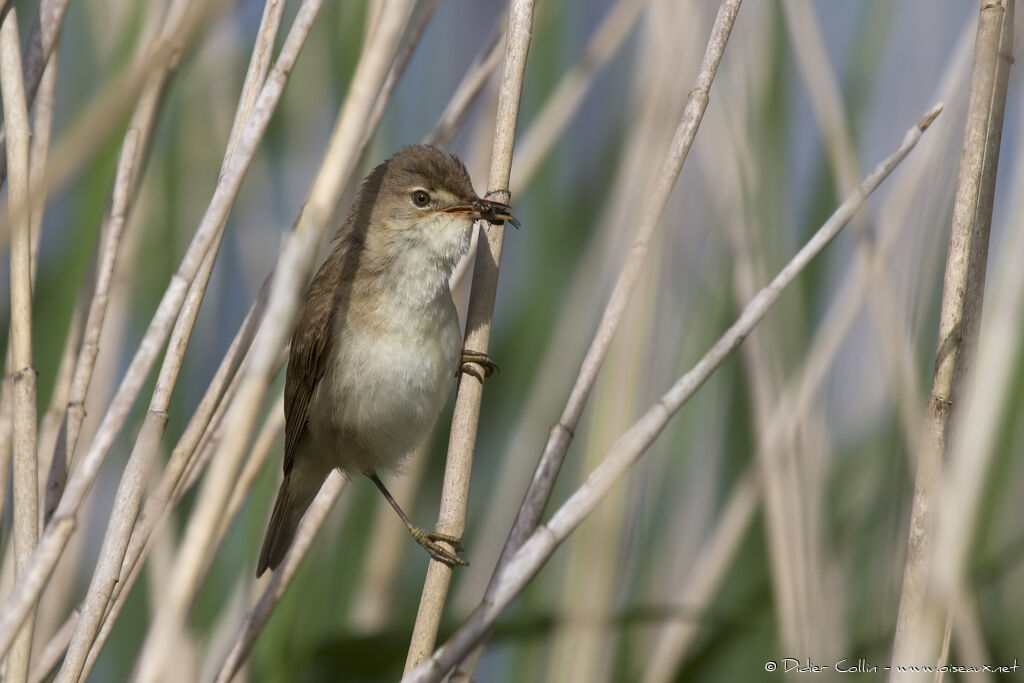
(441, 198, 521, 229)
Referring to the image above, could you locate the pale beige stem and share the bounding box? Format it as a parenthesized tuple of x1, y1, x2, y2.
(454, 2, 744, 676)
(55, 1, 295, 677)
(26, 44, 66, 666)
(403, 0, 536, 672)
(363, 0, 440, 149)
(28, 609, 76, 683)
(0, 0, 306, 662)
(508, 0, 649, 190)
(58, 249, 210, 683)
(0, 38, 60, 529)
(43, 0, 194, 521)
(1, 7, 39, 681)
(79, 345, 251, 677)
(759, 20, 975, 489)
(0, 0, 231, 252)
(211, 472, 347, 683)
(129, 4, 413, 681)
(0, 0, 70, 192)
(890, 2, 1013, 678)
(28, 47, 58, 507)
(402, 104, 942, 683)
(449, 0, 687, 628)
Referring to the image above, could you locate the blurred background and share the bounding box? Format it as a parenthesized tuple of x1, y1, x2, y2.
(1, 0, 1022, 681)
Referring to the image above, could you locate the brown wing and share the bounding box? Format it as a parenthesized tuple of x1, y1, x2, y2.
(283, 158, 389, 472)
(283, 259, 341, 474)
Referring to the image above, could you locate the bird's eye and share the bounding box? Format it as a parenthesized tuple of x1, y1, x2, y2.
(411, 190, 431, 208)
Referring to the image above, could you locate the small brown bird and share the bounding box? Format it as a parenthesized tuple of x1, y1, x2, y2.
(257, 145, 518, 576)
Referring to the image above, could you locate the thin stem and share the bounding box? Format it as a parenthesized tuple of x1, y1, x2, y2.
(890, 1, 1013, 678)
(128, 4, 413, 681)
(78, 346, 252, 677)
(0, 0, 305, 662)
(55, 1, 293, 677)
(29, 609, 76, 683)
(402, 103, 942, 683)
(1, 7, 39, 682)
(362, 0, 440, 149)
(0, 0, 71, 191)
(211, 473, 347, 683)
(27, 44, 58, 508)
(508, 0, 649, 190)
(43, 0, 197, 522)
(463, 1, 744, 671)
(403, 0, 536, 672)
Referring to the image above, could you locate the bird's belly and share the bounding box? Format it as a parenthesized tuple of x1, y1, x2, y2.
(309, 313, 461, 473)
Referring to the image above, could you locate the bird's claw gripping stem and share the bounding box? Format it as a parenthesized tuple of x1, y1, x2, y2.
(459, 349, 499, 382)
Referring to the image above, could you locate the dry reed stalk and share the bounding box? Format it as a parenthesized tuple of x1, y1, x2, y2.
(0, 0, 70, 192)
(129, 4, 414, 680)
(1, 7, 40, 681)
(80, 293, 263, 669)
(79, 349, 253, 677)
(26, 2, 169, 641)
(0, 0, 306, 663)
(449, 0, 672, 627)
(547, 284, 654, 683)
(508, 0, 649, 190)
(363, 0, 440, 149)
(939, 104, 1024, 681)
(759, 21, 973, 478)
(734, 39, 974, 655)
(591, 12, 765, 673)
(55, 1, 293, 677)
(41, 115, 143, 672)
(43, 0, 205, 521)
(544, 2, 694, 678)
(754, 0, 898, 658)
(784, 0, 926, 452)
(403, 0, 535, 671)
(27, 49, 57, 504)
(211, 472, 347, 683)
(450, 1, 743, 676)
(890, 2, 1013, 677)
(28, 607, 75, 683)
(25, 45, 68, 666)
(488, 0, 742, 594)
(0, 0, 231, 254)
(0, 38, 60, 530)
(402, 103, 942, 683)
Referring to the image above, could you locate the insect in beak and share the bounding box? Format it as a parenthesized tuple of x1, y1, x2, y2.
(474, 198, 521, 229)
(441, 199, 521, 229)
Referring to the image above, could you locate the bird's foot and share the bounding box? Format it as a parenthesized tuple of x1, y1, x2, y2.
(410, 527, 468, 567)
(459, 349, 498, 382)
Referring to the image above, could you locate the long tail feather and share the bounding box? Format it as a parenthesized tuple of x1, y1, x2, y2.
(257, 459, 329, 576)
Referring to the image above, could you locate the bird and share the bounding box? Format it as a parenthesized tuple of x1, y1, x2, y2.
(256, 145, 519, 577)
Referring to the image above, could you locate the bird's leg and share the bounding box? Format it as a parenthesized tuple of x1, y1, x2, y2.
(366, 472, 467, 567)
(459, 349, 499, 382)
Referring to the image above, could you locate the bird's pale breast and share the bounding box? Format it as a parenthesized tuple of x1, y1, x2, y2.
(307, 284, 461, 475)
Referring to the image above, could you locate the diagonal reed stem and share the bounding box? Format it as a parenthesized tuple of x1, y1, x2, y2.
(402, 102, 943, 683)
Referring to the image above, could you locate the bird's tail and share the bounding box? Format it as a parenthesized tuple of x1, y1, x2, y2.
(257, 456, 329, 577)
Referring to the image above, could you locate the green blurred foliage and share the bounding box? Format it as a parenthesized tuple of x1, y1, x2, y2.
(8, 1, 1023, 682)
